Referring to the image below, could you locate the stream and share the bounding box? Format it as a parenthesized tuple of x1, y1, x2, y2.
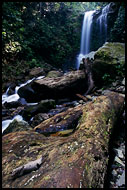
(2, 76, 45, 132)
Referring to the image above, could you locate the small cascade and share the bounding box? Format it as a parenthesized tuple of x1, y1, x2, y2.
(2, 76, 45, 104)
(2, 75, 45, 133)
(77, 10, 95, 69)
(2, 115, 23, 133)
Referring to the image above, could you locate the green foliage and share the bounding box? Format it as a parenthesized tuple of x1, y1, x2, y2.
(109, 4, 125, 42)
(102, 62, 124, 86)
(102, 73, 114, 85)
(114, 62, 125, 78)
(2, 1, 125, 86)
(2, 2, 109, 69)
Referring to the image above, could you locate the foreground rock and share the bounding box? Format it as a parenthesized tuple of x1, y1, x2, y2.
(18, 70, 87, 102)
(2, 92, 124, 188)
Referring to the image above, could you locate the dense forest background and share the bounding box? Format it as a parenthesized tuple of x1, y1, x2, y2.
(2, 2, 125, 85)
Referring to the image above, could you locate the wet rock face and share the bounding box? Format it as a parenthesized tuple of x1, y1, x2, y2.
(2, 92, 124, 188)
(18, 70, 87, 102)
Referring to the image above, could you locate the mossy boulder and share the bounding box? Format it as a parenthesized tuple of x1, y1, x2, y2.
(2, 120, 32, 136)
(92, 42, 125, 87)
(2, 91, 124, 188)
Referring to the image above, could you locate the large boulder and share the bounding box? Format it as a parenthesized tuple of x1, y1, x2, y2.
(18, 70, 87, 102)
(2, 91, 124, 188)
(92, 42, 125, 87)
(18, 84, 36, 102)
(32, 70, 87, 99)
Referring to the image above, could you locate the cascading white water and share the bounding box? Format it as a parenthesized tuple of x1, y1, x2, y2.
(97, 3, 110, 43)
(77, 11, 95, 69)
(2, 75, 45, 133)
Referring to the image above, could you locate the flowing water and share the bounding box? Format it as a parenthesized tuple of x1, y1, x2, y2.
(77, 10, 95, 69)
(97, 3, 110, 44)
(2, 75, 45, 132)
(77, 4, 111, 70)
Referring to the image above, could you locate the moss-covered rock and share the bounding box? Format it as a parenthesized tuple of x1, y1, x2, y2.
(94, 42, 125, 64)
(2, 120, 32, 136)
(92, 42, 125, 87)
(2, 91, 124, 188)
(46, 70, 63, 78)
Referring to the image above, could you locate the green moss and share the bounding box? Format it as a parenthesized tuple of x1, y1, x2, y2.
(43, 175, 50, 181)
(46, 71, 62, 78)
(4, 139, 11, 144)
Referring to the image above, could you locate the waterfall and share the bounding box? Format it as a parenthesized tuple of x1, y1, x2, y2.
(97, 3, 110, 44)
(77, 11, 95, 69)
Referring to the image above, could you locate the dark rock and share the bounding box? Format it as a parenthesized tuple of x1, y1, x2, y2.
(48, 107, 68, 117)
(18, 98, 27, 105)
(18, 83, 36, 102)
(21, 99, 56, 121)
(34, 105, 83, 136)
(30, 113, 49, 128)
(56, 98, 71, 104)
(4, 101, 22, 109)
